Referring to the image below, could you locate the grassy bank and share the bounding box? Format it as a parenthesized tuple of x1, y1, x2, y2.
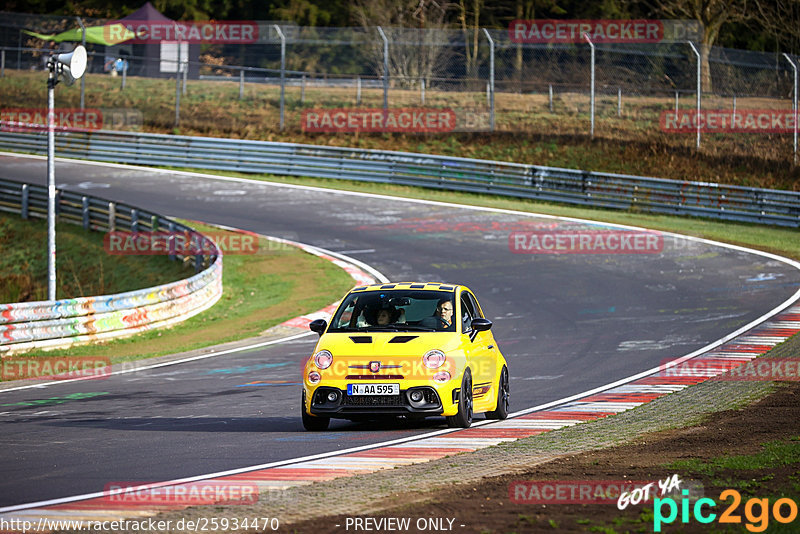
(2, 70, 798, 190)
(0, 213, 188, 302)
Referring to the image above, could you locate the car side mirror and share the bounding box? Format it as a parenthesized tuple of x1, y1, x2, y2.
(469, 317, 492, 341)
(309, 319, 327, 336)
(472, 318, 492, 332)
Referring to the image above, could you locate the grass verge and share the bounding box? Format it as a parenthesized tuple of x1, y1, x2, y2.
(3, 220, 355, 369)
(0, 212, 188, 302)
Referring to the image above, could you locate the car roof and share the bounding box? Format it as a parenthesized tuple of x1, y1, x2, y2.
(349, 282, 462, 293)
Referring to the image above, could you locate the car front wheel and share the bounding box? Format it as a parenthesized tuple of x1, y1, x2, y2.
(446, 370, 473, 428)
(301, 391, 330, 431)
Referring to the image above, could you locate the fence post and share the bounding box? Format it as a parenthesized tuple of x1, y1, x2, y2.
(273, 25, 286, 131)
(108, 202, 116, 232)
(421, 78, 425, 105)
(356, 76, 361, 105)
(687, 41, 701, 150)
(121, 60, 127, 90)
(482, 28, 495, 131)
(1, 49, 5, 77)
(549, 84, 553, 112)
(182, 57, 187, 95)
(617, 87, 622, 117)
(301, 74, 306, 103)
(239, 69, 244, 99)
(82, 196, 90, 229)
(21, 183, 29, 219)
(675, 91, 679, 116)
(377, 26, 389, 112)
(583, 33, 595, 138)
(47, 73, 56, 301)
(783, 53, 798, 164)
(131, 209, 139, 232)
(167, 222, 175, 261)
(174, 37, 181, 127)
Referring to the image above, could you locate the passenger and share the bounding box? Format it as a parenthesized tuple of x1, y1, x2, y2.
(375, 307, 393, 326)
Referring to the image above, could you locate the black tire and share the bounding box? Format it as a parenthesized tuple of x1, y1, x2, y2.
(446, 370, 473, 428)
(301, 391, 330, 431)
(485, 366, 509, 420)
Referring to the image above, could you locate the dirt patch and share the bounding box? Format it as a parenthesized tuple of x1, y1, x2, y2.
(286, 382, 800, 533)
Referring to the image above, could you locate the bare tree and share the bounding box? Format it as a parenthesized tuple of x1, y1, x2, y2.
(512, 0, 565, 88)
(458, 0, 482, 81)
(641, 0, 750, 92)
(753, 0, 800, 55)
(352, 0, 452, 88)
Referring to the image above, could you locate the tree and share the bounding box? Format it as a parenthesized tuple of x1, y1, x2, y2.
(752, 0, 800, 56)
(352, 0, 452, 88)
(457, 0, 482, 81)
(640, 0, 751, 92)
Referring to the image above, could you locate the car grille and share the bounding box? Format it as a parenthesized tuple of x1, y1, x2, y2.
(341, 394, 404, 406)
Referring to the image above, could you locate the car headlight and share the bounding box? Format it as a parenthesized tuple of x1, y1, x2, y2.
(308, 371, 321, 384)
(422, 349, 446, 369)
(314, 350, 333, 369)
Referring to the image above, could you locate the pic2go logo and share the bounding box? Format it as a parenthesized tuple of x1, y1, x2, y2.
(654, 489, 798, 532)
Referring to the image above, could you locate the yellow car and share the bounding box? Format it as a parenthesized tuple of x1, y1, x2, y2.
(301, 282, 509, 430)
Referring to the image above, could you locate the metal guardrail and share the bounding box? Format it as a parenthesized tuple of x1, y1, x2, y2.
(0, 177, 223, 355)
(1, 129, 799, 227)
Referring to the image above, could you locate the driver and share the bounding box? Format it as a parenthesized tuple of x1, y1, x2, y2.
(434, 299, 454, 329)
(421, 298, 454, 330)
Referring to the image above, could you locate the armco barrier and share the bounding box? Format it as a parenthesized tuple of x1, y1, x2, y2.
(0, 178, 222, 355)
(1, 129, 799, 227)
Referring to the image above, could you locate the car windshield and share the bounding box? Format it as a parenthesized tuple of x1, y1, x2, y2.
(328, 289, 456, 332)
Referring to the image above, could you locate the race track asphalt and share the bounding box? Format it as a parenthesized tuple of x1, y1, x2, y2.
(1, 154, 798, 507)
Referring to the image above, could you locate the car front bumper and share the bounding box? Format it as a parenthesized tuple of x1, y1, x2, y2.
(307, 385, 452, 418)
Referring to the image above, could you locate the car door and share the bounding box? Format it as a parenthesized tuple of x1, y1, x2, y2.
(460, 290, 496, 411)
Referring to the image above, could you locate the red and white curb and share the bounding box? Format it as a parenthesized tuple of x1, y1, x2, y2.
(2, 304, 798, 525)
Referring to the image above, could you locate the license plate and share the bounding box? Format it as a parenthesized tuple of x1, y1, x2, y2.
(347, 383, 399, 395)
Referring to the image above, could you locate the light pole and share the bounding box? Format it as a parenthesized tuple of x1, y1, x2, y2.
(46, 44, 87, 301)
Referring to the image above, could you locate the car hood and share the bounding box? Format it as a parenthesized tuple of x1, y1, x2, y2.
(316, 331, 461, 357)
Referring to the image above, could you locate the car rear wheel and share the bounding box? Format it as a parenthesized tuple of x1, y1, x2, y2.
(485, 366, 509, 420)
(446, 370, 473, 428)
(302, 391, 330, 431)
